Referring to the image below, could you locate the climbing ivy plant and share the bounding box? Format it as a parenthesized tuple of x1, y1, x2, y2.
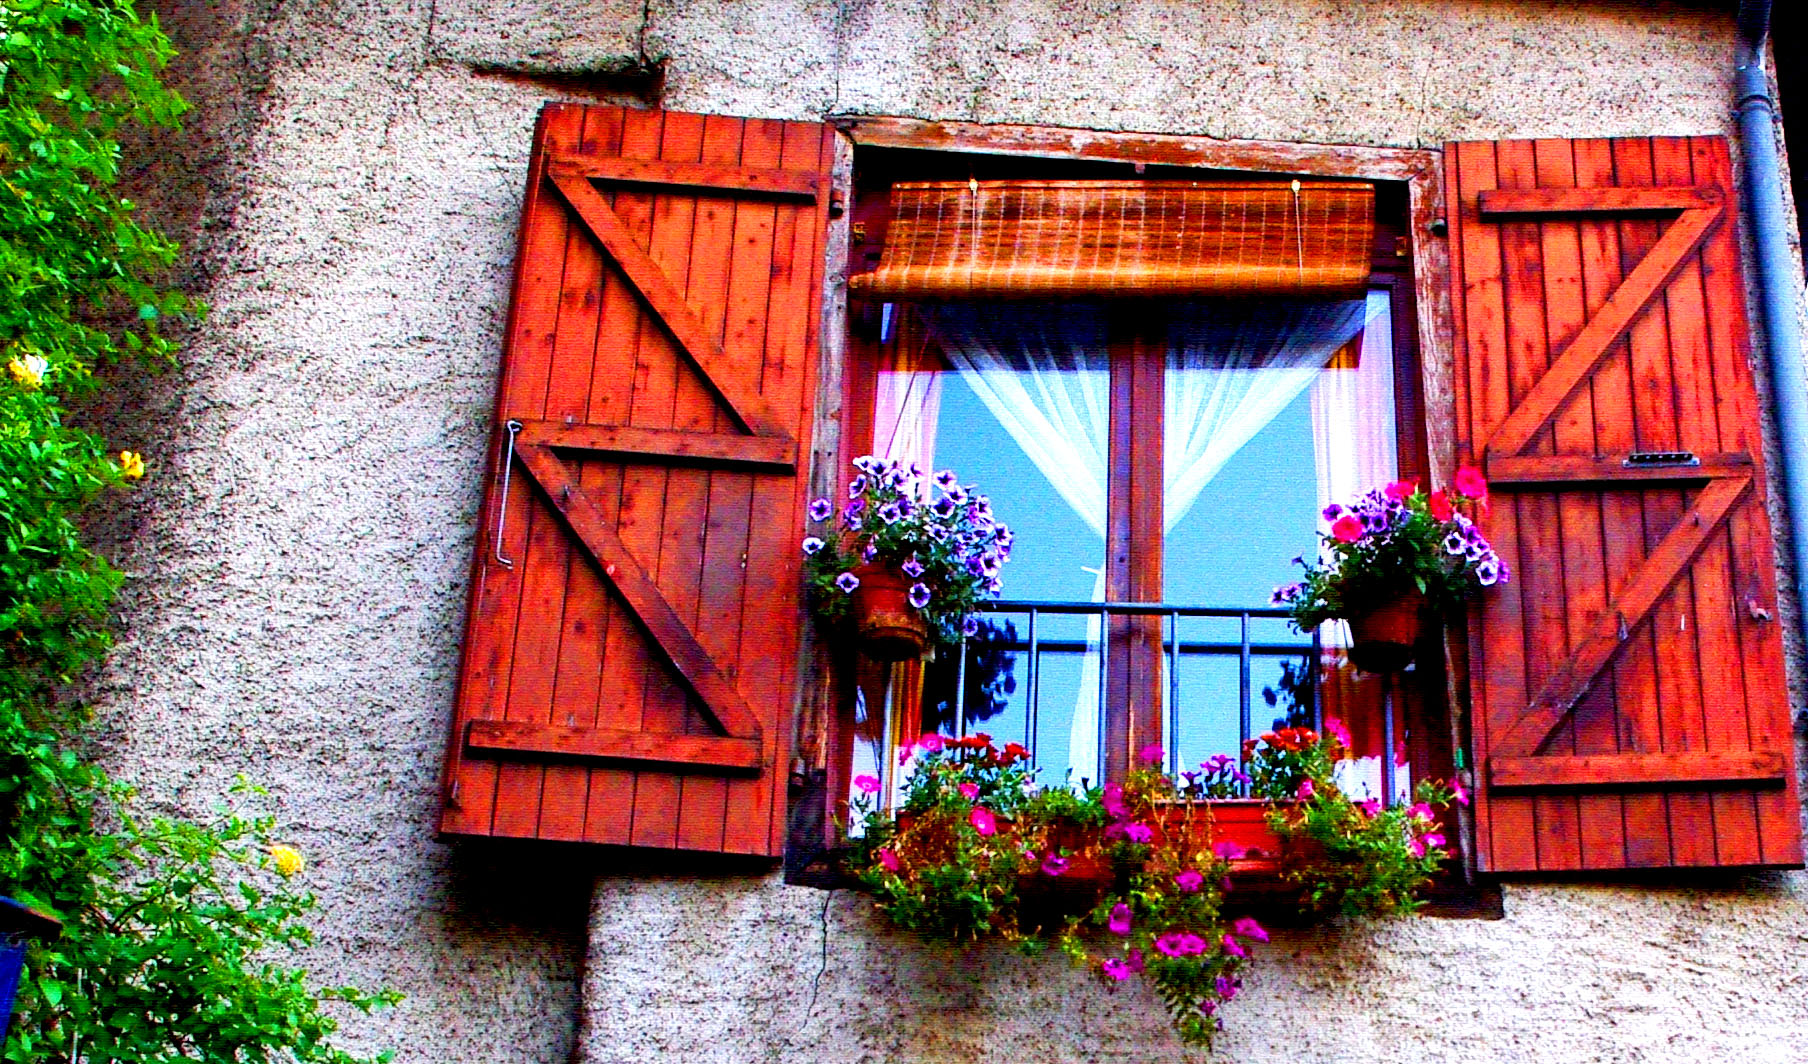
(0, 2, 397, 1060)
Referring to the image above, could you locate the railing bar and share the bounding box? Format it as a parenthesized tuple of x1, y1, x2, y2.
(955, 635, 968, 742)
(981, 599, 1292, 617)
(1381, 671, 1398, 807)
(1095, 613, 1107, 789)
(1239, 612, 1252, 798)
(1310, 626, 1323, 736)
(1026, 607, 1040, 766)
(1167, 609, 1182, 779)
(961, 639, 1313, 655)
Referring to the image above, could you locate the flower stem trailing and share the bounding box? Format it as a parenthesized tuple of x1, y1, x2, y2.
(0, 3, 397, 1060)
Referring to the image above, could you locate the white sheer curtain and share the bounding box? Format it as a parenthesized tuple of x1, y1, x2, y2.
(918, 298, 1376, 785)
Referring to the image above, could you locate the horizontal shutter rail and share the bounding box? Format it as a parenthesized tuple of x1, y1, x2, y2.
(1485, 451, 1753, 488)
(1490, 751, 1788, 790)
(544, 155, 822, 200)
(545, 171, 793, 440)
(1479, 185, 1722, 216)
(1492, 475, 1751, 758)
(1481, 201, 1721, 459)
(513, 442, 764, 742)
(467, 721, 763, 773)
(515, 420, 797, 470)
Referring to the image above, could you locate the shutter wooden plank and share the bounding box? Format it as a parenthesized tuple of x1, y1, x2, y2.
(486, 105, 589, 840)
(547, 170, 791, 440)
(545, 154, 821, 199)
(1451, 134, 1801, 872)
(1479, 185, 1721, 215)
(1482, 201, 1718, 460)
(1697, 137, 1802, 866)
(1498, 139, 1581, 869)
(440, 107, 580, 838)
(537, 106, 630, 844)
(515, 420, 796, 469)
(1568, 138, 1632, 869)
(1490, 751, 1787, 789)
(580, 105, 668, 846)
(673, 113, 753, 854)
(1453, 140, 1539, 873)
(1486, 452, 1752, 486)
(621, 109, 708, 852)
(468, 721, 763, 772)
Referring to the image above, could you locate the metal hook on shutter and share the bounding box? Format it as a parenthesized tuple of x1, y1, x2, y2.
(1290, 179, 1305, 288)
(493, 419, 524, 569)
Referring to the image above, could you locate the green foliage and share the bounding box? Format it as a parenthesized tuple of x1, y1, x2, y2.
(0, 3, 397, 1061)
(1270, 777, 1456, 920)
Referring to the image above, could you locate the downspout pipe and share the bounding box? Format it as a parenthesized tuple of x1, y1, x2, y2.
(1734, 0, 1808, 660)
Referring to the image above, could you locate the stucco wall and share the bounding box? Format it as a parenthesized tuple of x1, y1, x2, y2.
(97, 1, 1808, 1061)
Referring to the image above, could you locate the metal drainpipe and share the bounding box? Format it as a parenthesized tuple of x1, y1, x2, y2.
(1735, 0, 1808, 659)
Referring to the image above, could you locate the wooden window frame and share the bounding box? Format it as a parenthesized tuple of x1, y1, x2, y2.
(796, 116, 1474, 883)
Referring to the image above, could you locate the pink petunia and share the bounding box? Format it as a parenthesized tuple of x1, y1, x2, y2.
(1108, 903, 1133, 936)
(1155, 932, 1208, 958)
(917, 733, 945, 753)
(1408, 802, 1435, 823)
(1452, 778, 1471, 806)
(1101, 958, 1134, 981)
(1322, 715, 1353, 749)
(969, 807, 997, 836)
(853, 774, 881, 794)
(1174, 870, 1205, 893)
(958, 781, 980, 800)
(1213, 840, 1247, 860)
(1385, 479, 1416, 501)
(877, 848, 900, 872)
(1296, 779, 1315, 801)
(1331, 515, 1364, 543)
(1138, 743, 1164, 765)
(1407, 836, 1427, 858)
(1123, 823, 1153, 844)
(1128, 947, 1145, 973)
(1220, 934, 1248, 959)
(1231, 916, 1269, 943)
(1357, 798, 1383, 818)
(1102, 782, 1128, 819)
(1421, 832, 1447, 850)
(1042, 853, 1070, 877)
(1454, 464, 1488, 499)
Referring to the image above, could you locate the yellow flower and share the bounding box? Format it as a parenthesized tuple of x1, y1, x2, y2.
(270, 844, 304, 877)
(7, 353, 46, 390)
(118, 450, 145, 480)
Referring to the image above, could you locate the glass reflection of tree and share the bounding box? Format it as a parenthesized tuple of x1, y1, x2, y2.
(1261, 655, 1317, 731)
(921, 618, 1021, 735)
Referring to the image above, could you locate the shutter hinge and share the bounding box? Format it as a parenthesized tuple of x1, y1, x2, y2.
(828, 189, 846, 218)
(1748, 597, 1775, 622)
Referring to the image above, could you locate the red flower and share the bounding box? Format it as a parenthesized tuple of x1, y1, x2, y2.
(1331, 515, 1364, 543)
(1427, 490, 1454, 522)
(1385, 479, 1416, 501)
(1454, 465, 1488, 499)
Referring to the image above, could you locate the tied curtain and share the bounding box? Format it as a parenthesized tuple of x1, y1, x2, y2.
(913, 297, 1380, 783)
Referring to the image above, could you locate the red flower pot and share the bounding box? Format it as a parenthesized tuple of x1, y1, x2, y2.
(848, 562, 929, 661)
(1346, 590, 1426, 672)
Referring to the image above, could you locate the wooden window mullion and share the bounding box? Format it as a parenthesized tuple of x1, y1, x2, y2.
(1104, 307, 1165, 781)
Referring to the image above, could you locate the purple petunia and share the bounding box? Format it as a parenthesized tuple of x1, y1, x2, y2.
(843, 498, 866, 527)
(878, 500, 905, 524)
(808, 498, 832, 522)
(863, 542, 880, 562)
(1042, 854, 1070, 877)
(1322, 503, 1345, 521)
(908, 582, 931, 609)
(835, 571, 860, 594)
(1215, 975, 1240, 1001)
(901, 556, 925, 578)
(1475, 557, 1501, 586)
(1175, 870, 1205, 893)
(1108, 903, 1133, 936)
(961, 615, 980, 638)
(934, 469, 959, 490)
(802, 537, 825, 556)
(847, 474, 867, 498)
(931, 496, 958, 519)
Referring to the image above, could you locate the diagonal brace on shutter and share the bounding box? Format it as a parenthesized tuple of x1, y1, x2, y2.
(546, 171, 792, 441)
(511, 441, 763, 745)
(1490, 475, 1749, 759)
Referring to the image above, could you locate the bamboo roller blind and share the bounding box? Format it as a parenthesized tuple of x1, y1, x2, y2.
(851, 180, 1376, 298)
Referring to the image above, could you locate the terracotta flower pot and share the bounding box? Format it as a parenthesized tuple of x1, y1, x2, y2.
(1346, 590, 1426, 672)
(848, 562, 930, 661)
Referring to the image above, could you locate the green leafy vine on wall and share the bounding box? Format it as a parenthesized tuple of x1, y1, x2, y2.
(0, 1, 397, 1060)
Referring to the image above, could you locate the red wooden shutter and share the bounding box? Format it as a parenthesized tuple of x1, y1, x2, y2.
(1448, 136, 1802, 873)
(439, 104, 832, 856)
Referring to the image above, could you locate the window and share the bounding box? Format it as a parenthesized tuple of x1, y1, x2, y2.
(832, 142, 1455, 829)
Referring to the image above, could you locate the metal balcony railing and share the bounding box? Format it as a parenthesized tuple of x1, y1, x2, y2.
(942, 601, 1327, 795)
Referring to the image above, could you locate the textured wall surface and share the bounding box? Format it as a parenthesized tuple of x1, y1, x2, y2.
(92, 1, 1808, 1061)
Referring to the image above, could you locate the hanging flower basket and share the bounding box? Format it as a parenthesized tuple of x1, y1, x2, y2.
(847, 562, 930, 661)
(1345, 589, 1426, 673)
